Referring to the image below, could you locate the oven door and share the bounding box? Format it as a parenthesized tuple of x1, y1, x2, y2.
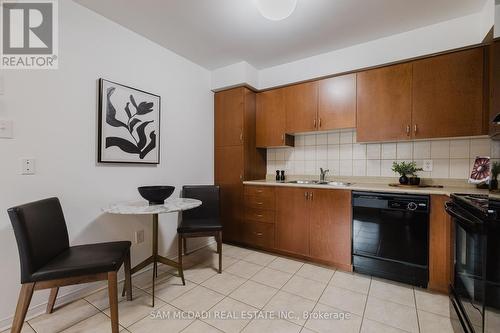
(446, 202, 486, 333)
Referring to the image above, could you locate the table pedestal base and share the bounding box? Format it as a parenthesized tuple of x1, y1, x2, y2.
(123, 213, 184, 307)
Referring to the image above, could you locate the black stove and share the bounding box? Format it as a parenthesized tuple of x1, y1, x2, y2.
(446, 193, 500, 333)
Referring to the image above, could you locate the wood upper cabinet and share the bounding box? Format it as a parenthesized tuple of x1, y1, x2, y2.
(412, 48, 485, 139)
(256, 88, 294, 148)
(284, 81, 319, 133)
(356, 63, 413, 142)
(309, 189, 352, 270)
(490, 41, 500, 138)
(429, 195, 453, 294)
(276, 187, 310, 256)
(318, 74, 357, 130)
(215, 88, 244, 147)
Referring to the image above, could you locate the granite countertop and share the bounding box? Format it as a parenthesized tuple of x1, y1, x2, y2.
(243, 179, 488, 196)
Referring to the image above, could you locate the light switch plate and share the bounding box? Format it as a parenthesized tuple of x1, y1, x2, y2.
(21, 158, 35, 175)
(0, 119, 13, 138)
(423, 160, 433, 172)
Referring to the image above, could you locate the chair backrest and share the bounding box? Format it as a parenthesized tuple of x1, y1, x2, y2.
(181, 185, 220, 221)
(8, 197, 70, 283)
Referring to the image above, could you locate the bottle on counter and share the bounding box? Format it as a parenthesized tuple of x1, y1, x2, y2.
(280, 170, 285, 181)
(276, 170, 281, 181)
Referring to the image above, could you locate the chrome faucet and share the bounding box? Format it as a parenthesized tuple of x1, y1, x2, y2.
(320, 168, 329, 182)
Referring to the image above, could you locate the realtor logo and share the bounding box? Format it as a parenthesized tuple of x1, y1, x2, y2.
(1, 0, 58, 69)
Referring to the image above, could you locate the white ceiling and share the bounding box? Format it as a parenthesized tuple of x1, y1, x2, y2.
(75, 0, 488, 70)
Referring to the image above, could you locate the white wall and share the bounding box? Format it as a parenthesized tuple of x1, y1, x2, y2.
(0, 0, 213, 327)
(212, 11, 490, 90)
(496, 3, 500, 37)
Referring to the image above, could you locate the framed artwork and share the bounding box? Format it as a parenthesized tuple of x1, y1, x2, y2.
(98, 79, 160, 164)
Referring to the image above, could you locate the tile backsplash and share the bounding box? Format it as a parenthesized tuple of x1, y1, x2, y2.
(266, 129, 500, 180)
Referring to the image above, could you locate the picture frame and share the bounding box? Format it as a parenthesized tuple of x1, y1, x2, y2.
(98, 79, 161, 164)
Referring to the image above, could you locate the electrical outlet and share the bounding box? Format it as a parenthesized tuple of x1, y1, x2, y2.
(135, 230, 144, 244)
(423, 160, 433, 172)
(21, 158, 35, 175)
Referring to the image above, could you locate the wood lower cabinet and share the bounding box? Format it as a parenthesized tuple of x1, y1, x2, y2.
(412, 48, 485, 139)
(309, 189, 352, 270)
(284, 81, 319, 133)
(275, 187, 310, 256)
(256, 88, 294, 148)
(357, 63, 413, 142)
(318, 74, 357, 130)
(214, 87, 266, 243)
(428, 195, 453, 294)
(243, 186, 276, 249)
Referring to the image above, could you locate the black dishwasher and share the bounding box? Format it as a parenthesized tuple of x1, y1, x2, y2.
(352, 191, 430, 287)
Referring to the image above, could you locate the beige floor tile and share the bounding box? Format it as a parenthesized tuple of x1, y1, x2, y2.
(132, 268, 172, 290)
(242, 318, 302, 333)
(369, 278, 415, 307)
(230, 280, 278, 309)
(251, 267, 293, 289)
(319, 286, 367, 316)
(85, 285, 140, 311)
(223, 246, 253, 260)
(1, 323, 34, 333)
(184, 251, 237, 270)
(28, 299, 99, 333)
(414, 289, 453, 317)
(295, 264, 335, 284)
(182, 320, 223, 333)
(263, 291, 316, 326)
(203, 297, 258, 333)
(243, 251, 277, 266)
(329, 271, 371, 294)
(60, 312, 125, 333)
(183, 263, 219, 284)
(300, 328, 317, 333)
(360, 318, 409, 333)
(103, 290, 165, 328)
(267, 257, 304, 274)
(282, 275, 327, 302)
(225, 260, 263, 279)
(202, 272, 247, 295)
(128, 304, 193, 333)
(170, 286, 224, 313)
(418, 310, 462, 333)
(486, 308, 500, 333)
(304, 303, 363, 333)
(147, 275, 196, 303)
(364, 297, 418, 333)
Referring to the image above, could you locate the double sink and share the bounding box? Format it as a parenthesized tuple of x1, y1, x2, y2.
(286, 180, 353, 187)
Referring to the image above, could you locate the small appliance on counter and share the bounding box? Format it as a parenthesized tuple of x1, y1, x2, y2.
(445, 194, 500, 333)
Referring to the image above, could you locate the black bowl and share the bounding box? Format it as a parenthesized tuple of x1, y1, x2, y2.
(138, 186, 175, 205)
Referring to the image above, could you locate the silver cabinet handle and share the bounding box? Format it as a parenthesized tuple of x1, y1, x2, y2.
(310, 192, 313, 200)
(406, 125, 410, 136)
(414, 124, 418, 135)
(281, 134, 285, 142)
(255, 232, 263, 237)
(313, 118, 317, 129)
(240, 132, 243, 142)
(305, 192, 309, 200)
(319, 118, 322, 128)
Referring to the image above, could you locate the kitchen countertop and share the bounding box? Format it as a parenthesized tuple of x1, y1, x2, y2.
(243, 179, 489, 196)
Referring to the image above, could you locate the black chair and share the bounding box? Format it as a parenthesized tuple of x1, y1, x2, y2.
(178, 185, 222, 282)
(7, 198, 132, 333)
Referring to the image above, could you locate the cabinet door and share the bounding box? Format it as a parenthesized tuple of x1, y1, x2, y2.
(284, 82, 319, 133)
(215, 146, 244, 242)
(256, 88, 287, 147)
(412, 48, 485, 139)
(309, 189, 352, 269)
(276, 187, 309, 256)
(318, 74, 356, 130)
(428, 195, 452, 294)
(357, 63, 412, 142)
(215, 88, 244, 147)
(490, 41, 500, 137)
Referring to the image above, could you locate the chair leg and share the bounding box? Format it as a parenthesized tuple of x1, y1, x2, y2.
(178, 235, 185, 286)
(123, 251, 133, 301)
(11, 283, 35, 333)
(46, 287, 59, 314)
(107, 272, 119, 333)
(183, 237, 187, 256)
(217, 231, 222, 274)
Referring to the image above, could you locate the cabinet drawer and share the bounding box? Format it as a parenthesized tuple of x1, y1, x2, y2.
(244, 195, 275, 210)
(244, 185, 275, 198)
(245, 207, 275, 224)
(243, 221, 275, 249)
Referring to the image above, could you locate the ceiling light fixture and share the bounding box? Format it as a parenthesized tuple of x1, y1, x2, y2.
(255, 0, 298, 21)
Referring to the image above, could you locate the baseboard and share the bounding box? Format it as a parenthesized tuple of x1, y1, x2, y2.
(0, 238, 215, 331)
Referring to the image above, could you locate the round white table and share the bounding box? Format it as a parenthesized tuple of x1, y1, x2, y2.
(102, 198, 202, 306)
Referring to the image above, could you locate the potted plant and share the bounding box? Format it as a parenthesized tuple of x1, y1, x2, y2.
(392, 161, 423, 185)
(491, 161, 500, 190)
